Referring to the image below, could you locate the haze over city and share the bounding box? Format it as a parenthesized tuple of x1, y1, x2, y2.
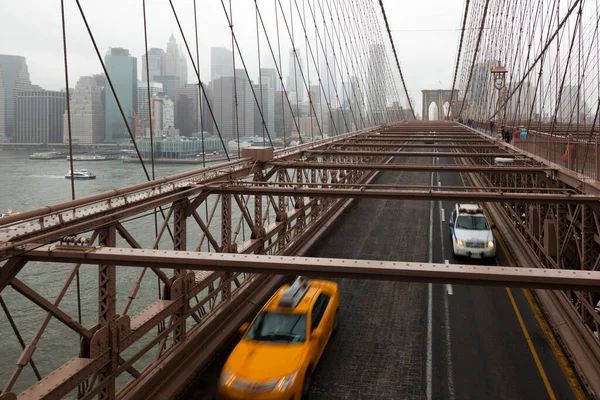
(0, 0, 462, 148)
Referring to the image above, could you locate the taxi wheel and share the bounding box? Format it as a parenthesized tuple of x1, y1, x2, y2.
(301, 369, 312, 399)
(333, 310, 339, 332)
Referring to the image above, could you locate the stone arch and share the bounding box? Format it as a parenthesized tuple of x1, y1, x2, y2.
(427, 102, 439, 121)
(442, 101, 450, 117)
(422, 90, 459, 121)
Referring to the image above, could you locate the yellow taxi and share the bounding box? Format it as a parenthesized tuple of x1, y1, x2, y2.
(218, 276, 339, 400)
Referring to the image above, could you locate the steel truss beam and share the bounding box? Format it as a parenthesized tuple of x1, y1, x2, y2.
(348, 137, 490, 142)
(24, 246, 600, 291)
(304, 150, 514, 158)
(198, 185, 596, 203)
(336, 143, 500, 148)
(265, 161, 550, 173)
(211, 181, 576, 192)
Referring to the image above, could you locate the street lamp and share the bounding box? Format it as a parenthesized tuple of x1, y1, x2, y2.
(491, 61, 508, 129)
(491, 61, 507, 90)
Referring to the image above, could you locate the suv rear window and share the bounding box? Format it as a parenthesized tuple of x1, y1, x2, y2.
(455, 215, 489, 230)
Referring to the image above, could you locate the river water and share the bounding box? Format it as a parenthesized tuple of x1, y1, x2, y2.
(0, 150, 236, 395)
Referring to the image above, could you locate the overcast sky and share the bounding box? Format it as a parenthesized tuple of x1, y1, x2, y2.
(0, 0, 463, 118)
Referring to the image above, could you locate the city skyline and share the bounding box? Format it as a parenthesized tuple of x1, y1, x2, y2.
(1, 25, 412, 145)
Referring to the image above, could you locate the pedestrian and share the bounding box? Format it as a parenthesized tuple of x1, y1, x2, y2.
(471, 120, 477, 130)
(519, 126, 528, 139)
(513, 127, 520, 140)
(489, 120, 495, 135)
(457, 116, 462, 124)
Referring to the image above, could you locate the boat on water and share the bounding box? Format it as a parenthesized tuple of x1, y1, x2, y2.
(66, 155, 108, 161)
(0, 210, 18, 218)
(65, 169, 96, 180)
(30, 151, 64, 160)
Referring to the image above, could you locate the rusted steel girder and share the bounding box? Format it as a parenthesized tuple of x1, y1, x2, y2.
(24, 246, 600, 291)
(266, 161, 550, 173)
(96, 225, 117, 400)
(0, 159, 256, 228)
(304, 150, 513, 158)
(335, 143, 499, 148)
(198, 185, 598, 204)
(352, 137, 490, 142)
(209, 181, 576, 192)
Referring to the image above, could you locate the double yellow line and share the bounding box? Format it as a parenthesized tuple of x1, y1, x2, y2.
(454, 152, 585, 400)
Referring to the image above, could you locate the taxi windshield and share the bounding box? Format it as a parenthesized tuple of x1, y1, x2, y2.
(246, 312, 307, 343)
(455, 215, 489, 230)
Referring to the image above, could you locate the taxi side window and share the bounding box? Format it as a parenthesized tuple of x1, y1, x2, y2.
(310, 293, 331, 331)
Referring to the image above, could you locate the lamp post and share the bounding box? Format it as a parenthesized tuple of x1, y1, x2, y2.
(491, 61, 507, 129)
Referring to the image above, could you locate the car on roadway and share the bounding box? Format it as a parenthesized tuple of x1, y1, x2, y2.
(218, 276, 339, 400)
(449, 203, 496, 259)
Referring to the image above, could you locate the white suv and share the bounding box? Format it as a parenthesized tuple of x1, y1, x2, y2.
(449, 204, 496, 259)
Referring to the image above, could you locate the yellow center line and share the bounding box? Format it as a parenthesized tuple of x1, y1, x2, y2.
(505, 286, 557, 400)
(495, 228, 587, 400)
(450, 149, 584, 399)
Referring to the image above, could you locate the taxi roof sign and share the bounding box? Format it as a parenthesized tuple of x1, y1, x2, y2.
(279, 276, 309, 308)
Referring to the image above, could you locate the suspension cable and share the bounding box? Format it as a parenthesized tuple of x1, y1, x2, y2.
(377, 0, 416, 119)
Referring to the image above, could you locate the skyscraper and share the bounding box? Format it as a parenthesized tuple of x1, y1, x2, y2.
(137, 81, 163, 119)
(211, 73, 254, 140)
(287, 48, 304, 103)
(211, 47, 233, 81)
(253, 83, 274, 138)
(15, 89, 65, 143)
(104, 47, 137, 143)
(64, 76, 104, 144)
(164, 34, 188, 87)
(151, 93, 176, 136)
(274, 90, 294, 139)
(175, 84, 199, 137)
(0, 54, 32, 141)
(141, 48, 165, 82)
(201, 83, 213, 135)
(260, 68, 279, 92)
(308, 85, 321, 118)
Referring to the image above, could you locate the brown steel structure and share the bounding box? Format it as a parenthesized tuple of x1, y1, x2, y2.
(2, 121, 600, 398)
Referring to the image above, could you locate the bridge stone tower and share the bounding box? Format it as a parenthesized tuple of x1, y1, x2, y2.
(422, 90, 458, 120)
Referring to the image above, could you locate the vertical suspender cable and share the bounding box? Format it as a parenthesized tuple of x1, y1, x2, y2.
(450, 0, 470, 120)
(193, 0, 205, 169)
(61, 0, 83, 330)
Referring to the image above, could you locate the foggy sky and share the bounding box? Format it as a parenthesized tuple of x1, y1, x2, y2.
(0, 0, 463, 118)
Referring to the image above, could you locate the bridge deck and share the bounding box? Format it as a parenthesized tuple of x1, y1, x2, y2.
(179, 152, 581, 399)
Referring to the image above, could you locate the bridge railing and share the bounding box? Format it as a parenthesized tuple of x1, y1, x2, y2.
(469, 121, 600, 181)
(511, 130, 599, 181)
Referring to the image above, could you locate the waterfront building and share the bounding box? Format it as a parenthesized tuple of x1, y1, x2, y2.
(63, 76, 105, 144)
(15, 89, 65, 143)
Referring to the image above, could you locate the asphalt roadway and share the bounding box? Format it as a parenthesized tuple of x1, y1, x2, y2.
(180, 150, 585, 399)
